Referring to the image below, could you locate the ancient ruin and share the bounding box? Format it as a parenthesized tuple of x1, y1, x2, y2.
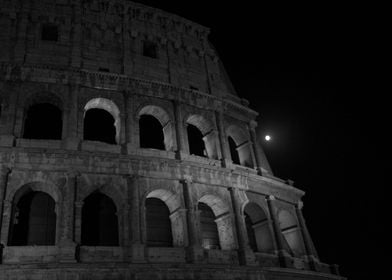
(0, 1, 343, 279)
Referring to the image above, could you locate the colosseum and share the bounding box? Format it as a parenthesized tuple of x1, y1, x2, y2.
(0, 1, 343, 279)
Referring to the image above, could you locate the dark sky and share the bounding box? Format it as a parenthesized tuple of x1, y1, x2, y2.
(134, 1, 385, 279)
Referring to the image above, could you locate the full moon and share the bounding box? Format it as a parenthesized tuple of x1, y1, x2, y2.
(265, 135, 271, 141)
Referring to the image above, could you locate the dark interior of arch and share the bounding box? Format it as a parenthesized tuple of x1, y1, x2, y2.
(23, 103, 62, 140)
(9, 191, 56, 246)
(139, 115, 165, 150)
(187, 124, 206, 157)
(84, 108, 116, 144)
(244, 211, 258, 252)
(228, 136, 241, 165)
(145, 198, 173, 247)
(81, 192, 119, 246)
(198, 202, 220, 249)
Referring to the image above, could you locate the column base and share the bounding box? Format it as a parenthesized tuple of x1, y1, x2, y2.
(128, 243, 146, 263)
(186, 245, 204, 263)
(58, 241, 77, 263)
(175, 151, 189, 161)
(62, 137, 80, 150)
(276, 249, 292, 268)
(0, 135, 15, 147)
(221, 158, 233, 169)
(238, 248, 257, 266)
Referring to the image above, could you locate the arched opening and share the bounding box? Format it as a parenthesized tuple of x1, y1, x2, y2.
(139, 115, 165, 150)
(244, 202, 273, 253)
(9, 191, 56, 246)
(198, 202, 220, 249)
(84, 108, 116, 144)
(226, 125, 254, 168)
(228, 136, 240, 165)
(23, 103, 62, 140)
(279, 210, 305, 257)
(81, 192, 119, 246)
(145, 198, 173, 247)
(187, 124, 206, 157)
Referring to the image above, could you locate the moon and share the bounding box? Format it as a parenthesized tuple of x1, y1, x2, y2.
(265, 135, 271, 141)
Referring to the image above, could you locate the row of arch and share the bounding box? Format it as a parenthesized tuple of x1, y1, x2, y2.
(16, 94, 255, 168)
(5, 183, 305, 258)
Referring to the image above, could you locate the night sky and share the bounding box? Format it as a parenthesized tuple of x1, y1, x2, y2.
(134, 1, 387, 279)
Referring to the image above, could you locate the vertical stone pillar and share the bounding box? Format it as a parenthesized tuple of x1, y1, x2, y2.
(127, 175, 145, 262)
(125, 93, 138, 154)
(181, 179, 203, 263)
(74, 201, 83, 245)
(173, 100, 189, 158)
(122, 13, 133, 75)
(63, 84, 80, 150)
(12, 3, 29, 63)
(228, 187, 256, 265)
(69, 1, 82, 68)
(0, 89, 17, 147)
(296, 201, 318, 270)
(249, 120, 271, 175)
(266, 195, 290, 267)
(215, 110, 232, 168)
(58, 171, 79, 263)
(0, 167, 11, 248)
(0, 200, 12, 247)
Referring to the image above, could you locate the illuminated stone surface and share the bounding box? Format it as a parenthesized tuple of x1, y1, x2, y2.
(0, 1, 343, 279)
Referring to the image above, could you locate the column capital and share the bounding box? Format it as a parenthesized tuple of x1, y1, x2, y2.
(180, 176, 193, 185)
(0, 166, 11, 176)
(297, 200, 304, 210)
(267, 195, 276, 201)
(66, 169, 80, 178)
(74, 201, 84, 208)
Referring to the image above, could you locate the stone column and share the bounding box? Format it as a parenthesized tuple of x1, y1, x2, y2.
(63, 85, 80, 150)
(228, 187, 256, 265)
(249, 120, 271, 175)
(58, 171, 79, 263)
(215, 110, 232, 168)
(0, 167, 11, 250)
(122, 13, 133, 75)
(181, 179, 203, 263)
(0, 200, 12, 247)
(12, 3, 29, 64)
(266, 195, 290, 267)
(127, 175, 145, 262)
(74, 201, 83, 245)
(125, 93, 138, 154)
(0, 90, 17, 147)
(173, 100, 189, 158)
(69, 1, 82, 68)
(296, 201, 318, 270)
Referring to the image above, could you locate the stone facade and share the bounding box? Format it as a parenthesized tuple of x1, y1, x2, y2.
(0, 1, 343, 279)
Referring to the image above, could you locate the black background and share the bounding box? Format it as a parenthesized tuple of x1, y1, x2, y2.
(133, 1, 387, 279)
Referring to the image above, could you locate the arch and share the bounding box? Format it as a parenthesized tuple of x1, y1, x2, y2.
(226, 125, 254, 168)
(7, 181, 61, 204)
(145, 198, 173, 247)
(138, 105, 174, 151)
(81, 192, 119, 246)
(145, 189, 185, 247)
(22, 92, 63, 140)
(23, 103, 63, 139)
(84, 98, 121, 144)
(186, 114, 218, 159)
(198, 194, 235, 250)
(198, 202, 220, 249)
(278, 210, 305, 257)
(139, 115, 165, 150)
(8, 190, 56, 246)
(243, 202, 274, 253)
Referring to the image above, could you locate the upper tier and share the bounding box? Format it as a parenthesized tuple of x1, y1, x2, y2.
(0, 0, 237, 98)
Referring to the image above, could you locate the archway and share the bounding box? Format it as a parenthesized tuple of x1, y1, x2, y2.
(187, 124, 206, 157)
(198, 202, 220, 249)
(81, 192, 119, 246)
(139, 115, 165, 150)
(9, 191, 56, 246)
(278, 210, 305, 257)
(84, 98, 120, 144)
(244, 202, 274, 253)
(226, 125, 254, 168)
(23, 103, 62, 140)
(145, 198, 173, 247)
(84, 108, 116, 144)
